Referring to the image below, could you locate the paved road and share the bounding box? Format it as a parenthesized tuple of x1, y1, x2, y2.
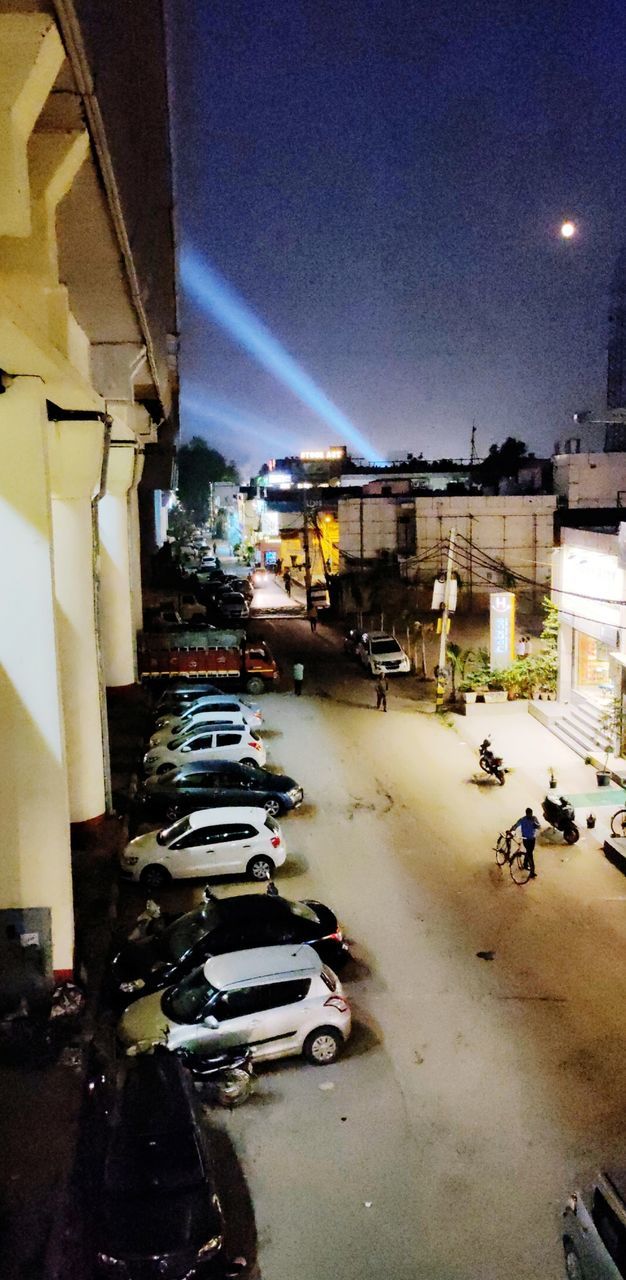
(141, 614, 626, 1279)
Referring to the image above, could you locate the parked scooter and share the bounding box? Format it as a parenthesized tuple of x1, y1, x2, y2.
(176, 1046, 254, 1108)
(542, 794, 579, 844)
(479, 738, 506, 786)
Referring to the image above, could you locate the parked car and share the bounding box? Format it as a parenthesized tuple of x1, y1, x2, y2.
(563, 1169, 626, 1277)
(118, 944, 351, 1066)
(120, 807, 286, 888)
(155, 682, 223, 714)
(130, 760, 303, 828)
(148, 711, 249, 748)
(216, 592, 250, 622)
(224, 576, 253, 602)
(110, 884, 348, 1001)
(151, 699, 263, 743)
(356, 630, 411, 676)
(90, 1049, 244, 1278)
(144, 726, 267, 776)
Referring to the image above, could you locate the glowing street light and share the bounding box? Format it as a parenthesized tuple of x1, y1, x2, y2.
(560, 220, 576, 239)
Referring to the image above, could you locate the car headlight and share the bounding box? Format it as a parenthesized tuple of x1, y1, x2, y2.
(96, 1253, 129, 1274)
(119, 979, 146, 994)
(121, 856, 139, 866)
(197, 1233, 224, 1260)
(288, 786, 301, 799)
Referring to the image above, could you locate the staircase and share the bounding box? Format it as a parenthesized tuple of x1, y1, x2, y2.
(545, 699, 612, 762)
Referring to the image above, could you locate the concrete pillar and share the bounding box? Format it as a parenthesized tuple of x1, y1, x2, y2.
(129, 450, 145, 634)
(99, 439, 137, 689)
(0, 378, 74, 979)
(49, 420, 108, 825)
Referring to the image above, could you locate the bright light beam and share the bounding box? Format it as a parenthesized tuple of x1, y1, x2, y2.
(180, 247, 380, 463)
(181, 389, 302, 454)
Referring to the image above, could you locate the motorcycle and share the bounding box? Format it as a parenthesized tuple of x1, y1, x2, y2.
(479, 738, 506, 786)
(176, 1045, 254, 1108)
(542, 794, 579, 844)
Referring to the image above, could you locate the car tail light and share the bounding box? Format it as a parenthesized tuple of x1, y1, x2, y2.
(248, 740, 261, 750)
(323, 930, 343, 943)
(270, 835, 281, 848)
(324, 995, 349, 1012)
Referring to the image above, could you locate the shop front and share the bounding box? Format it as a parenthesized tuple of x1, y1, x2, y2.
(553, 529, 626, 721)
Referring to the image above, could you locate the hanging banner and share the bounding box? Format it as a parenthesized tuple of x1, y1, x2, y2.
(431, 575, 458, 612)
(490, 592, 516, 670)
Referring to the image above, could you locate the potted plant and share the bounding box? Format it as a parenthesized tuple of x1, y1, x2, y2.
(595, 696, 623, 786)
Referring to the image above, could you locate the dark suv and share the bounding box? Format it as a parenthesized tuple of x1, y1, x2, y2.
(90, 1050, 245, 1278)
(130, 759, 303, 831)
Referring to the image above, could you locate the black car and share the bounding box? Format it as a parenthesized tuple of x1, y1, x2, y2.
(224, 576, 253, 601)
(111, 886, 348, 1002)
(130, 760, 303, 830)
(155, 682, 223, 714)
(90, 1050, 244, 1278)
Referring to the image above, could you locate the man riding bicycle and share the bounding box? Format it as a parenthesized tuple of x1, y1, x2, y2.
(508, 807, 540, 879)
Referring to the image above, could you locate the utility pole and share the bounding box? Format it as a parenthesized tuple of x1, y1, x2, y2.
(435, 527, 456, 712)
(301, 490, 312, 609)
(469, 421, 478, 470)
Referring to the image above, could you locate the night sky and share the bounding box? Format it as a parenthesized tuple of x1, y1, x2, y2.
(169, 0, 626, 478)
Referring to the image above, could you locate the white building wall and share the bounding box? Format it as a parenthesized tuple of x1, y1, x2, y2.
(339, 493, 556, 609)
(553, 453, 626, 507)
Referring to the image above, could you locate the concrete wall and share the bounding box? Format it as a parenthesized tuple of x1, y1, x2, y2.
(338, 493, 556, 611)
(553, 453, 626, 508)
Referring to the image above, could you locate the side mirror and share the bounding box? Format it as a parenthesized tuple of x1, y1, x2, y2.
(204, 1015, 219, 1029)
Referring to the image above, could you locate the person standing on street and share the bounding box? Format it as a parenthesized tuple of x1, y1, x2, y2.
(508, 807, 540, 877)
(293, 660, 304, 696)
(283, 569, 292, 597)
(308, 604, 318, 633)
(375, 672, 388, 712)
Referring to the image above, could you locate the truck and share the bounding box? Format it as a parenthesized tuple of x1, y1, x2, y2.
(138, 629, 279, 695)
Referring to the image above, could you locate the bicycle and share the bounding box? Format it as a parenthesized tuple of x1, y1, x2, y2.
(494, 830, 531, 885)
(610, 808, 626, 838)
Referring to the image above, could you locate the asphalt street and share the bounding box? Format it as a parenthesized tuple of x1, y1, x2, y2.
(133, 582, 626, 1280)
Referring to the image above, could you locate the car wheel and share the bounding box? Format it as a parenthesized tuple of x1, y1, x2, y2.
(563, 1244, 583, 1280)
(246, 677, 265, 695)
(241, 757, 258, 767)
(140, 864, 171, 891)
(246, 855, 275, 881)
(263, 798, 281, 817)
(303, 1026, 342, 1065)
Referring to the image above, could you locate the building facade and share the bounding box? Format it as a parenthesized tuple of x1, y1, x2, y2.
(0, 1, 178, 981)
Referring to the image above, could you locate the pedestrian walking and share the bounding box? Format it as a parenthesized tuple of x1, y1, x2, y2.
(308, 604, 318, 633)
(508, 807, 540, 878)
(293, 660, 304, 696)
(375, 672, 388, 711)
(212, 540, 217, 555)
(283, 570, 292, 597)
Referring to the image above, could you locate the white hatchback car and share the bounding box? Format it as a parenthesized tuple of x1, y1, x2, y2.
(119, 806, 286, 889)
(149, 706, 261, 747)
(151, 697, 262, 744)
(356, 631, 411, 676)
(143, 725, 267, 775)
(118, 944, 351, 1066)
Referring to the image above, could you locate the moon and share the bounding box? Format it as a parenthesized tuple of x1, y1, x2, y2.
(560, 220, 576, 239)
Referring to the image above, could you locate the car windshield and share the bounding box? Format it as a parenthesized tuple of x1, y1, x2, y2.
(371, 638, 402, 655)
(287, 900, 320, 924)
(105, 1129, 204, 1194)
(157, 815, 191, 846)
(162, 969, 218, 1023)
(163, 905, 221, 962)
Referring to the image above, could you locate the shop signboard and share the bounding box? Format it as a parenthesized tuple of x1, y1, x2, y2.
(490, 592, 515, 670)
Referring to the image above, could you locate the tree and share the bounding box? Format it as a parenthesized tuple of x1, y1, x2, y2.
(176, 436, 239, 523)
(479, 437, 530, 487)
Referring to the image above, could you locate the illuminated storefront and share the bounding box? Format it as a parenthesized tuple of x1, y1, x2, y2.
(552, 528, 626, 714)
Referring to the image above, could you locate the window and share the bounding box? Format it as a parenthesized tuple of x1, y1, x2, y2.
(217, 979, 311, 1018)
(183, 773, 215, 788)
(592, 1190, 626, 1270)
(187, 736, 214, 750)
(216, 733, 242, 746)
